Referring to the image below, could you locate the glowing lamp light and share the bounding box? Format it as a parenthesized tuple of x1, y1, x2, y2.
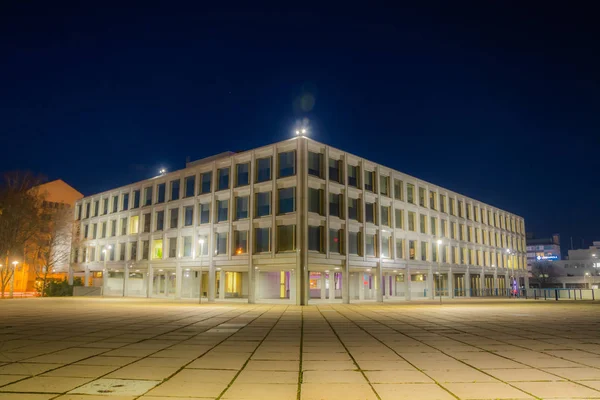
(236, 248, 243, 255)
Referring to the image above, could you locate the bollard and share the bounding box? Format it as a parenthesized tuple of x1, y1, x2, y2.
(555, 289, 559, 301)
(534, 289, 537, 300)
(579, 289, 582, 300)
(568, 289, 571, 299)
(544, 290, 547, 300)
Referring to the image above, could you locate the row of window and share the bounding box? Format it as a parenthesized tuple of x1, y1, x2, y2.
(75, 228, 525, 270)
(76, 150, 523, 236)
(80, 193, 524, 252)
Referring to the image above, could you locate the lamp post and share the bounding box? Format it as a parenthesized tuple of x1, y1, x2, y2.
(198, 238, 205, 304)
(102, 245, 112, 296)
(437, 239, 443, 304)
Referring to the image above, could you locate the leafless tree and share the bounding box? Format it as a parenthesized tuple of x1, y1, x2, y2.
(531, 261, 560, 288)
(31, 206, 74, 296)
(0, 171, 44, 298)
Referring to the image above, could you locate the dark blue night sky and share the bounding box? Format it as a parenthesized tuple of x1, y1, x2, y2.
(1, 3, 598, 252)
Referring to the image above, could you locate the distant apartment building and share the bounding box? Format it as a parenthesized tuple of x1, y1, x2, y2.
(70, 136, 527, 304)
(526, 233, 561, 267)
(537, 241, 600, 289)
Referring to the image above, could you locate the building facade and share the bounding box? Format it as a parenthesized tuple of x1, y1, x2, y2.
(526, 233, 561, 267)
(70, 137, 527, 304)
(545, 241, 600, 289)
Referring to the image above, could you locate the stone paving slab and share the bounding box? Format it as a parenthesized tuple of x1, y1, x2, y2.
(2, 299, 600, 399)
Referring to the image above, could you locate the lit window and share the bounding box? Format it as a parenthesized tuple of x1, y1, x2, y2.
(234, 231, 248, 254)
(183, 236, 192, 257)
(130, 216, 139, 234)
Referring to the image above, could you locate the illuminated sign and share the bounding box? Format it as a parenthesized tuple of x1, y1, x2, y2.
(536, 255, 559, 261)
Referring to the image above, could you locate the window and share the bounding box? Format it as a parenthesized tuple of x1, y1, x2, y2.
(167, 180, 178, 201)
(169, 237, 177, 258)
(474, 206, 479, 222)
(329, 229, 342, 253)
(347, 165, 359, 187)
(111, 220, 117, 237)
(109, 245, 116, 261)
(100, 199, 106, 216)
(84, 202, 90, 218)
(256, 192, 271, 217)
(217, 199, 229, 222)
(348, 198, 360, 221)
(183, 236, 192, 257)
(381, 236, 390, 258)
(76, 204, 82, 220)
(122, 193, 129, 211)
(439, 194, 446, 213)
(365, 234, 376, 256)
(277, 225, 296, 252)
(119, 244, 126, 261)
(184, 206, 193, 226)
(144, 187, 153, 206)
(419, 187, 426, 207)
(348, 232, 360, 255)
(143, 213, 151, 233)
(441, 219, 447, 237)
(409, 240, 416, 260)
(236, 163, 250, 187)
(111, 196, 118, 213)
(133, 190, 140, 209)
(308, 188, 323, 215)
(256, 157, 272, 182)
(430, 217, 437, 236)
(365, 202, 376, 224)
(395, 209, 403, 229)
(142, 240, 149, 260)
(380, 176, 389, 196)
(157, 183, 165, 203)
(215, 232, 228, 255)
(101, 221, 107, 238)
(408, 211, 416, 231)
(394, 179, 403, 201)
(429, 191, 436, 210)
(151, 239, 162, 259)
(255, 227, 271, 253)
(156, 211, 164, 231)
(329, 159, 342, 184)
(278, 187, 295, 214)
(364, 170, 375, 192)
(458, 201, 464, 218)
(169, 208, 178, 229)
(329, 193, 342, 218)
(200, 172, 212, 194)
(185, 176, 195, 197)
(381, 205, 390, 226)
(92, 223, 97, 239)
(407, 184, 415, 204)
(278, 151, 296, 178)
(467, 204, 472, 220)
(197, 236, 208, 256)
(127, 243, 136, 261)
(308, 151, 323, 178)
(129, 216, 139, 234)
(217, 168, 230, 191)
(419, 214, 427, 234)
(235, 196, 249, 220)
(432, 243, 438, 262)
(395, 239, 404, 259)
(420, 241, 428, 261)
(459, 224, 465, 241)
(308, 226, 324, 252)
(450, 198, 456, 216)
(199, 203, 210, 224)
(233, 231, 248, 255)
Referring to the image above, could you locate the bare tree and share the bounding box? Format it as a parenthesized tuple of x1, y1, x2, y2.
(531, 261, 560, 288)
(31, 206, 74, 296)
(0, 171, 44, 298)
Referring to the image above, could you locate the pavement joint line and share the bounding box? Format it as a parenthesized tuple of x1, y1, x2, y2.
(0, 304, 263, 399)
(214, 305, 289, 400)
(316, 305, 383, 400)
(329, 305, 461, 400)
(398, 305, 600, 394)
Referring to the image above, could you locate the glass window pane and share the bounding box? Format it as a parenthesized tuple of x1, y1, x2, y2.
(349, 232, 360, 255)
(347, 165, 359, 187)
(215, 233, 227, 255)
(329, 159, 342, 184)
(156, 211, 164, 231)
(381, 236, 390, 258)
(365, 234, 376, 256)
(217, 200, 229, 222)
(256, 157, 272, 182)
(278, 151, 296, 178)
(236, 196, 249, 220)
(329, 193, 342, 218)
(184, 206, 193, 226)
(234, 231, 248, 254)
(308, 226, 323, 252)
(348, 198, 359, 221)
(329, 229, 342, 253)
(236, 163, 249, 187)
(157, 183, 165, 203)
(256, 192, 271, 217)
(277, 225, 295, 252)
(255, 228, 271, 253)
(218, 168, 230, 191)
(308, 152, 323, 178)
(278, 187, 295, 214)
(308, 188, 323, 215)
(185, 176, 195, 197)
(200, 172, 212, 194)
(199, 203, 210, 224)
(364, 171, 374, 192)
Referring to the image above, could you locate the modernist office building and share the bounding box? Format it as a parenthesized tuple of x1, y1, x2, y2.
(71, 136, 527, 304)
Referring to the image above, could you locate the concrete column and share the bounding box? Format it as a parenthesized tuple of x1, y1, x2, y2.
(391, 275, 397, 297)
(320, 273, 327, 300)
(465, 267, 471, 297)
(480, 269, 485, 296)
(448, 268, 454, 298)
(383, 273, 388, 299)
(359, 273, 365, 300)
(175, 262, 181, 299)
(376, 263, 384, 302)
(208, 262, 216, 302)
(493, 270, 498, 295)
(328, 272, 335, 301)
(342, 260, 350, 303)
(405, 268, 411, 300)
(428, 266, 434, 299)
(68, 266, 74, 285)
(219, 270, 225, 300)
(504, 272, 510, 296)
(84, 267, 90, 287)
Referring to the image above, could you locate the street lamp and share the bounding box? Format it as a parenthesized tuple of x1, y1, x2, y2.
(198, 238, 205, 304)
(437, 239, 443, 304)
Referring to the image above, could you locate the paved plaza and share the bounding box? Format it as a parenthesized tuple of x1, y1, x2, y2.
(1, 299, 600, 399)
